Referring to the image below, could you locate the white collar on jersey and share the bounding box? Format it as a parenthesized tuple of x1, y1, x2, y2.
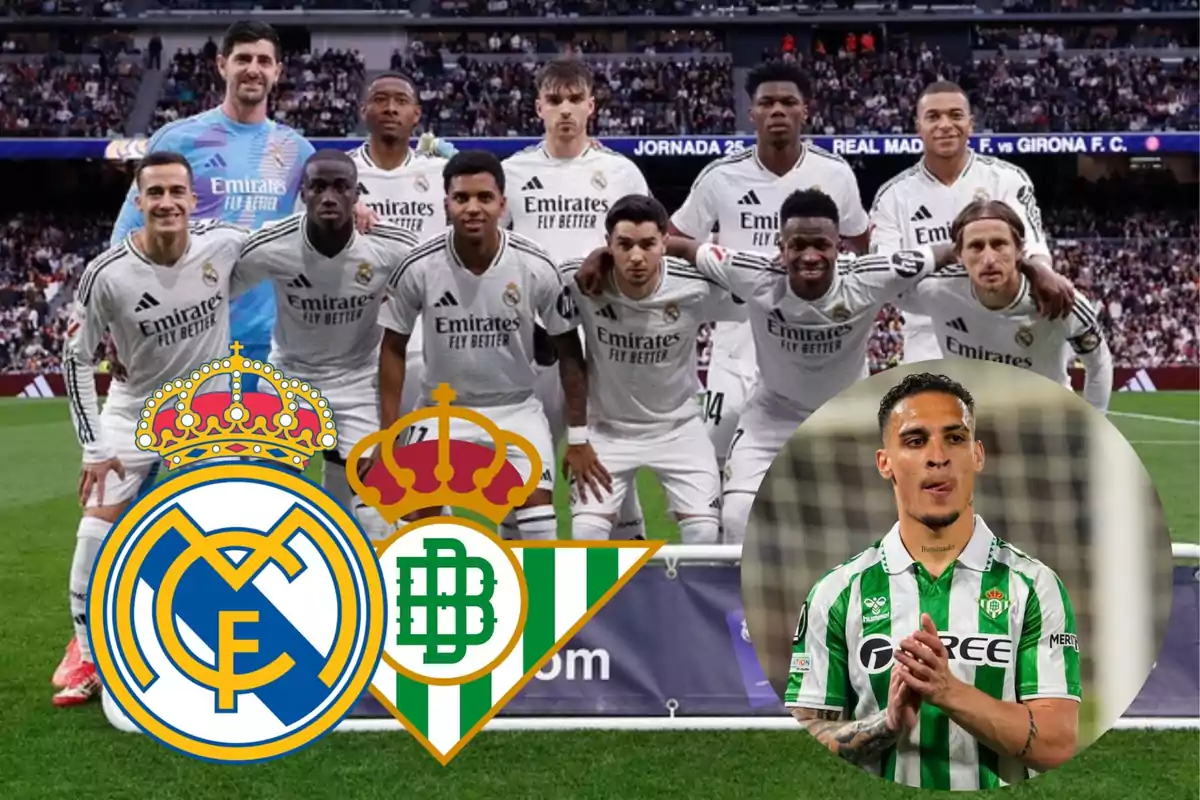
(969, 271, 1029, 313)
(124, 230, 193, 266)
(360, 143, 413, 171)
(918, 149, 977, 186)
(752, 143, 807, 175)
(880, 514, 996, 575)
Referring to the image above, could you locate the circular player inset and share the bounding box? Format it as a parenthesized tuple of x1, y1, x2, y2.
(741, 361, 1175, 791)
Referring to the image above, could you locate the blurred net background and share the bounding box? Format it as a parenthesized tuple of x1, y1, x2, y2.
(742, 360, 1175, 747)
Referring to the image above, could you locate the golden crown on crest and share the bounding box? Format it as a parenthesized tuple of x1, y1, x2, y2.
(134, 342, 338, 470)
(346, 384, 541, 526)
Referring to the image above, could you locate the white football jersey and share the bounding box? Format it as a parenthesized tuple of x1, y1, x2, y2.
(671, 144, 870, 376)
(349, 144, 449, 361)
(502, 142, 651, 263)
(379, 230, 580, 408)
(560, 256, 741, 437)
(348, 145, 449, 238)
(693, 243, 936, 416)
(63, 220, 248, 461)
(870, 151, 1052, 359)
(897, 270, 1113, 411)
(232, 213, 418, 384)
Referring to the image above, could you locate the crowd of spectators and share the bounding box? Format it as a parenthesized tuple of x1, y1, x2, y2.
(0, 54, 140, 136)
(974, 23, 1198, 51)
(152, 46, 365, 136)
(391, 51, 734, 136)
(768, 43, 1198, 134)
(0, 214, 110, 375)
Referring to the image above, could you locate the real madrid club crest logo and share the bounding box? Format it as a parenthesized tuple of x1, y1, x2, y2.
(414, 173, 429, 193)
(502, 281, 521, 307)
(830, 303, 851, 323)
(1015, 325, 1035, 348)
(591, 171, 606, 190)
(89, 343, 385, 763)
(974, 188, 990, 203)
(202, 262, 218, 287)
(355, 261, 374, 286)
(663, 302, 680, 323)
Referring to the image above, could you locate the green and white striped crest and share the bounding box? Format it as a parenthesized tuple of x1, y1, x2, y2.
(370, 520, 660, 765)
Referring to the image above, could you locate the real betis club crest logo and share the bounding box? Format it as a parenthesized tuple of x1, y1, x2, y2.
(350, 384, 660, 765)
(980, 588, 1012, 620)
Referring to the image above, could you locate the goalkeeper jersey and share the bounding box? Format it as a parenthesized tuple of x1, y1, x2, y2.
(784, 515, 1081, 790)
(109, 108, 315, 349)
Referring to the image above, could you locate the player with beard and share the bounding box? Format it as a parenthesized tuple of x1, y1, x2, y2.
(894, 200, 1112, 411)
(785, 373, 1080, 789)
(502, 58, 652, 541)
(668, 61, 870, 535)
(870, 81, 1057, 364)
(56, 152, 250, 705)
(576, 189, 1073, 543)
(231, 151, 419, 542)
(372, 150, 600, 540)
(350, 71, 452, 419)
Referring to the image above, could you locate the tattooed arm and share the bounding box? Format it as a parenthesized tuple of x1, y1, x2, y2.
(791, 707, 902, 766)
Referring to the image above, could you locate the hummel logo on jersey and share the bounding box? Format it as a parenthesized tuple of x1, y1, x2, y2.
(596, 304, 618, 320)
(521, 177, 544, 192)
(737, 190, 762, 206)
(946, 317, 969, 333)
(203, 153, 227, 170)
(286, 274, 314, 290)
(433, 291, 459, 308)
(357, 182, 370, 195)
(911, 205, 933, 222)
(134, 292, 160, 312)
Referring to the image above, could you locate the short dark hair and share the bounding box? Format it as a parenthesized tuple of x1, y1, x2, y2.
(877, 372, 976, 440)
(537, 58, 594, 93)
(221, 21, 280, 59)
(443, 150, 505, 194)
(135, 150, 193, 188)
(918, 80, 970, 110)
(605, 194, 668, 235)
(364, 71, 417, 99)
(745, 60, 811, 100)
(951, 199, 1025, 251)
(780, 188, 839, 227)
(303, 149, 356, 177)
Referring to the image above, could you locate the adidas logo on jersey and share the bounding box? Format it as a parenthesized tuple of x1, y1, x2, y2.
(521, 177, 545, 192)
(596, 304, 618, 320)
(946, 317, 969, 333)
(287, 274, 314, 289)
(203, 153, 227, 170)
(737, 190, 762, 206)
(433, 291, 459, 308)
(911, 205, 933, 222)
(134, 292, 160, 312)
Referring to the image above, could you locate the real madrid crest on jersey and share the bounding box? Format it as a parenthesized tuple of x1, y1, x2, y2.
(830, 303, 852, 323)
(202, 262, 218, 287)
(414, 173, 430, 193)
(355, 261, 374, 286)
(89, 343, 386, 763)
(1015, 324, 1035, 348)
(663, 302, 681, 323)
(974, 187, 990, 202)
(591, 171, 607, 190)
(502, 281, 521, 307)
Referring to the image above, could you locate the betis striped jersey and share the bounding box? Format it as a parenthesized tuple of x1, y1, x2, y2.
(784, 516, 1081, 790)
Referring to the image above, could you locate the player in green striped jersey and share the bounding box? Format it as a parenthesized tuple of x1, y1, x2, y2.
(785, 372, 1081, 790)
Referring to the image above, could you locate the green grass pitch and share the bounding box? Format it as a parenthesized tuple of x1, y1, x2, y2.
(0, 391, 1195, 799)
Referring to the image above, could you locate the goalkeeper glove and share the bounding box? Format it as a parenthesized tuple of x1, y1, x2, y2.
(417, 131, 459, 159)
